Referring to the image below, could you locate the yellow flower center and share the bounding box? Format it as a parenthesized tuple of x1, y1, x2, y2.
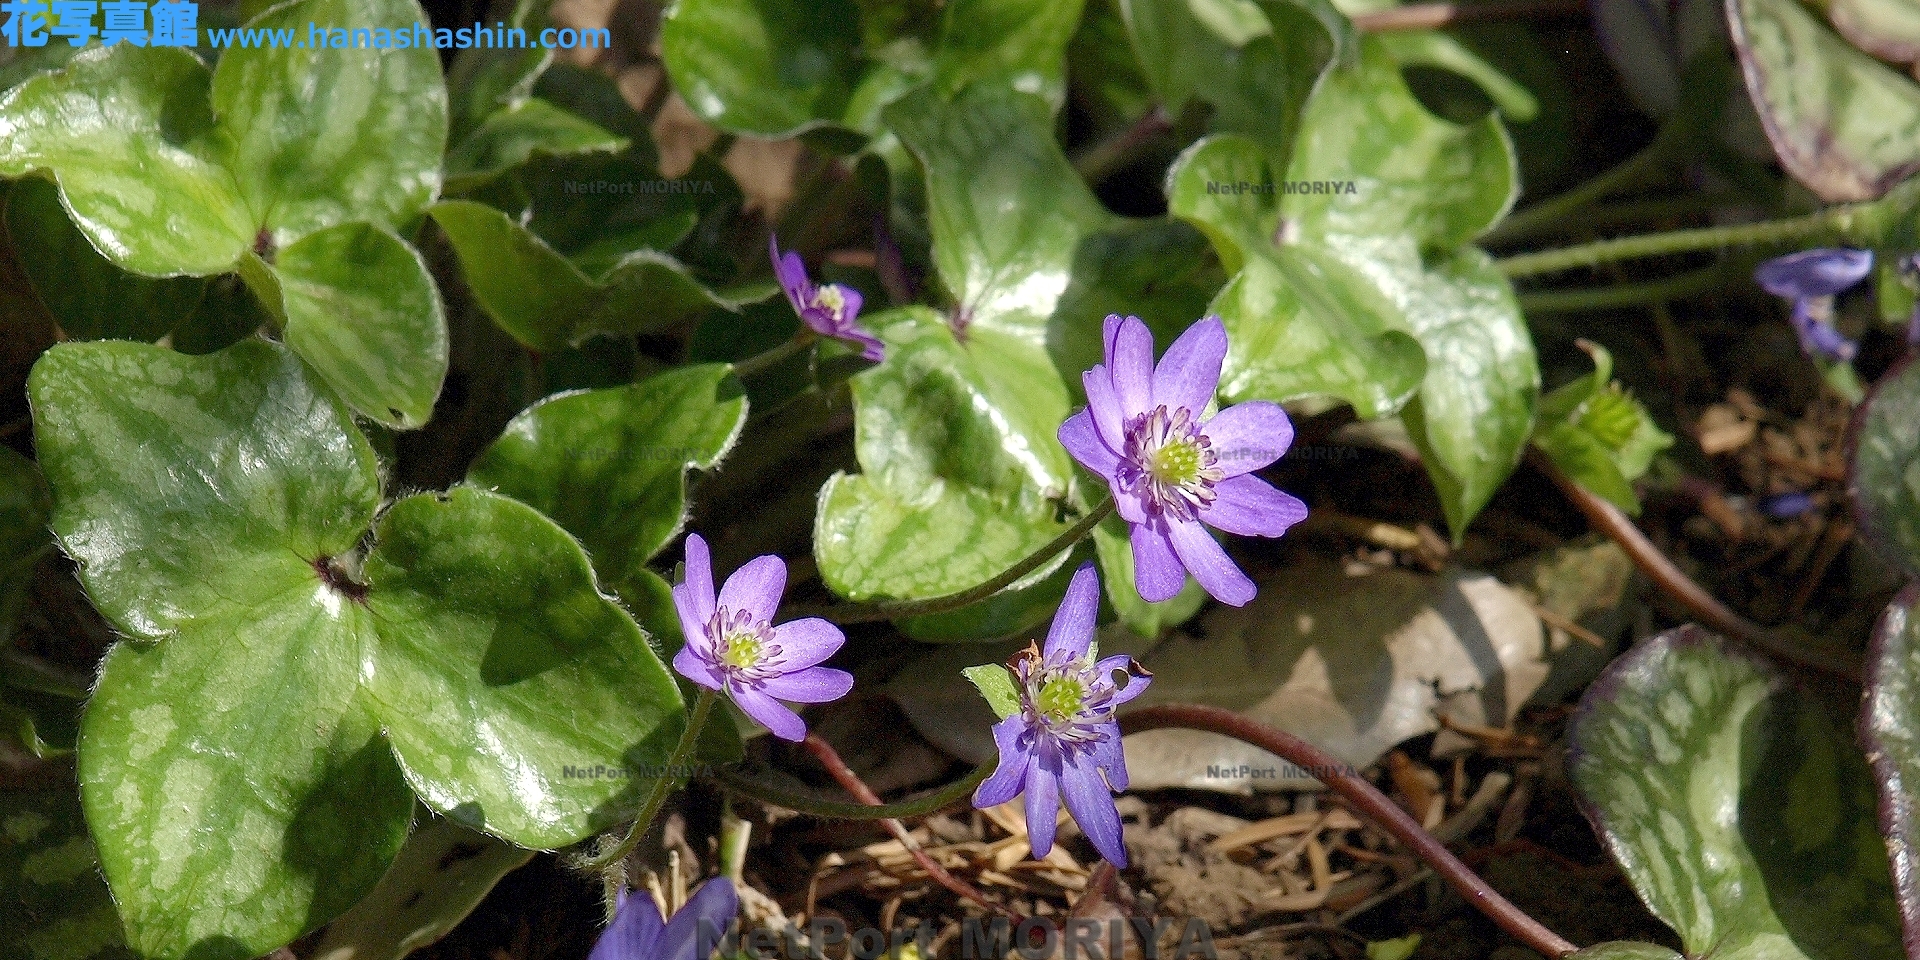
(1037, 675, 1086, 724)
(813, 286, 846, 316)
(721, 631, 763, 670)
(1146, 436, 1204, 487)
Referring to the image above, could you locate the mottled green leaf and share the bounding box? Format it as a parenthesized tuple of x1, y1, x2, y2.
(930, 0, 1086, 109)
(1855, 356, 1920, 576)
(2, 176, 205, 342)
(443, 99, 626, 194)
(362, 488, 687, 848)
(467, 364, 749, 593)
(962, 664, 1021, 720)
(1, 777, 133, 960)
(1831, 0, 1920, 64)
(266, 221, 448, 429)
(310, 816, 533, 960)
(1730, 0, 1920, 201)
(1863, 586, 1920, 959)
(1533, 342, 1672, 515)
(660, 0, 865, 137)
(1566, 944, 1685, 960)
(1569, 627, 1903, 960)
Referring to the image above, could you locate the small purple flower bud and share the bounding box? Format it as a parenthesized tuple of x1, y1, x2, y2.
(1755, 249, 1868, 363)
(589, 877, 737, 960)
(1059, 315, 1307, 606)
(771, 235, 885, 362)
(972, 564, 1150, 867)
(1760, 491, 1814, 518)
(671, 534, 853, 742)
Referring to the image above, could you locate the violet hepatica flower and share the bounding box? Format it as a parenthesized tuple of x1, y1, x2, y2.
(971, 563, 1150, 867)
(1060, 314, 1307, 606)
(672, 534, 854, 742)
(771, 234, 885, 362)
(1754, 248, 1870, 362)
(589, 877, 737, 960)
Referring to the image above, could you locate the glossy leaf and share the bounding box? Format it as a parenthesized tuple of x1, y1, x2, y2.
(467, 364, 749, 594)
(1864, 586, 1920, 960)
(1831, 0, 1920, 64)
(1730, 0, 1920, 201)
(660, 0, 864, 137)
(443, 99, 626, 194)
(362, 488, 688, 849)
(1569, 627, 1903, 960)
(930, 0, 1087, 110)
(1855, 356, 1920, 576)
(0, 778, 133, 960)
(2, 176, 205, 342)
(1534, 342, 1673, 515)
(309, 817, 533, 960)
(268, 221, 448, 429)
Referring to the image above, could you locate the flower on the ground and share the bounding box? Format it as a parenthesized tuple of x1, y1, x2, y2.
(1754, 248, 1870, 362)
(1059, 314, 1307, 606)
(672, 534, 854, 742)
(589, 876, 737, 960)
(969, 563, 1151, 867)
(771, 234, 884, 361)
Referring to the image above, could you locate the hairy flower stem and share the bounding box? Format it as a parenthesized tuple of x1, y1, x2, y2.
(1495, 201, 1879, 279)
(789, 496, 1116, 624)
(732, 332, 816, 380)
(711, 759, 993, 819)
(1120, 704, 1580, 958)
(585, 689, 717, 871)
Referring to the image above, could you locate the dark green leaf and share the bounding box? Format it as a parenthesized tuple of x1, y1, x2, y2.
(443, 99, 626, 194)
(2, 176, 205, 342)
(0, 777, 133, 960)
(660, 0, 865, 137)
(309, 816, 533, 960)
(1856, 356, 1920, 575)
(0, 446, 49, 646)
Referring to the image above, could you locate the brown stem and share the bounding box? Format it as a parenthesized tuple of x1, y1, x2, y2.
(1119, 704, 1578, 958)
(1352, 0, 1585, 31)
(1527, 447, 1863, 682)
(801, 734, 1021, 922)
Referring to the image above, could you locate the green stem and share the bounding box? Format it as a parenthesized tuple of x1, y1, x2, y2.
(1516, 264, 1734, 313)
(732, 332, 815, 380)
(1495, 203, 1874, 279)
(1483, 123, 1686, 247)
(710, 760, 992, 819)
(788, 496, 1115, 624)
(585, 689, 717, 871)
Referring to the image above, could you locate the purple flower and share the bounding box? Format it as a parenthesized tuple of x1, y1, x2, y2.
(771, 234, 884, 362)
(589, 877, 737, 960)
(1059, 315, 1307, 606)
(672, 534, 854, 742)
(1755, 248, 1870, 362)
(973, 563, 1151, 867)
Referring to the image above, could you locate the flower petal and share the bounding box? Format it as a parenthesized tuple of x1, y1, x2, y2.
(718, 554, 786, 624)
(849, 329, 886, 362)
(1201, 474, 1308, 537)
(1088, 727, 1130, 793)
(766, 617, 846, 671)
(589, 888, 666, 960)
(661, 878, 738, 960)
(1201, 401, 1293, 477)
(1083, 366, 1127, 451)
(975, 715, 1034, 809)
(678, 534, 716, 626)
(730, 683, 808, 741)
(1754, 248, 1872, 298)
(1044, 562, 1100, 659)
(770, 235, 811, 309)
(1130, 521, 1187, 603)
(1789, 299, 1858, 361)
(834, 284, 864, 324)
(757, 666, 854, 704)
(1060, 749, 1127, 867)
(1152, 316, 1226, 415)
(672, 646, 724, 691)
(1167, 519, 1255, 606)
(1059, 409, 1120, 479)
(1094, 655, 1150, 709)
(1109, 316, 1155, 417)
(1025, 746, 1063, 859)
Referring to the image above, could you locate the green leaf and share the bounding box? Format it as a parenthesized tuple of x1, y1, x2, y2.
(1533, 342, 1672, 515)
(1831, 0, 1920, 64)
(1566, 945, 1685, 960)
(1373, 30, 1539, 122)
(212, 0, 447, 241)
(0, 446, 50, 646)
(962, 664, 1021, 720)
(1093, 516, 1207, 637)
(1855, 356, 1920, 576)
(431, 200, 731, 350)
(362, 488, 688, 848)
(1, 778, 133, 960)
(2, 176, 206, 342)
(1569, 627, 1904, 960)
(1729, 0, 1920, 201)
(266, 221, 449, 429)
(896, 550, 1081, 642)
(1118, 0, 1350, 167)
(0, 46, 255, 276)
(1863, 586, 1920, 958)
(660, 0, 865, 137)
(467, 364, 749, 592)
(309, 816, 533, 960)
(443, 99, 626, 194)
(930, 0, 1086, 110)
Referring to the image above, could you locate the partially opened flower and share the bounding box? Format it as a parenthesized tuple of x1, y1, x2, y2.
(1755, 248, 1870, 362)
(589, 876, 737, 960)
(968, 563, 1150, 867)
(672, 534, 854, 742)
(771, 234, 885, 361)
(1060, 315, 1307, 606)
